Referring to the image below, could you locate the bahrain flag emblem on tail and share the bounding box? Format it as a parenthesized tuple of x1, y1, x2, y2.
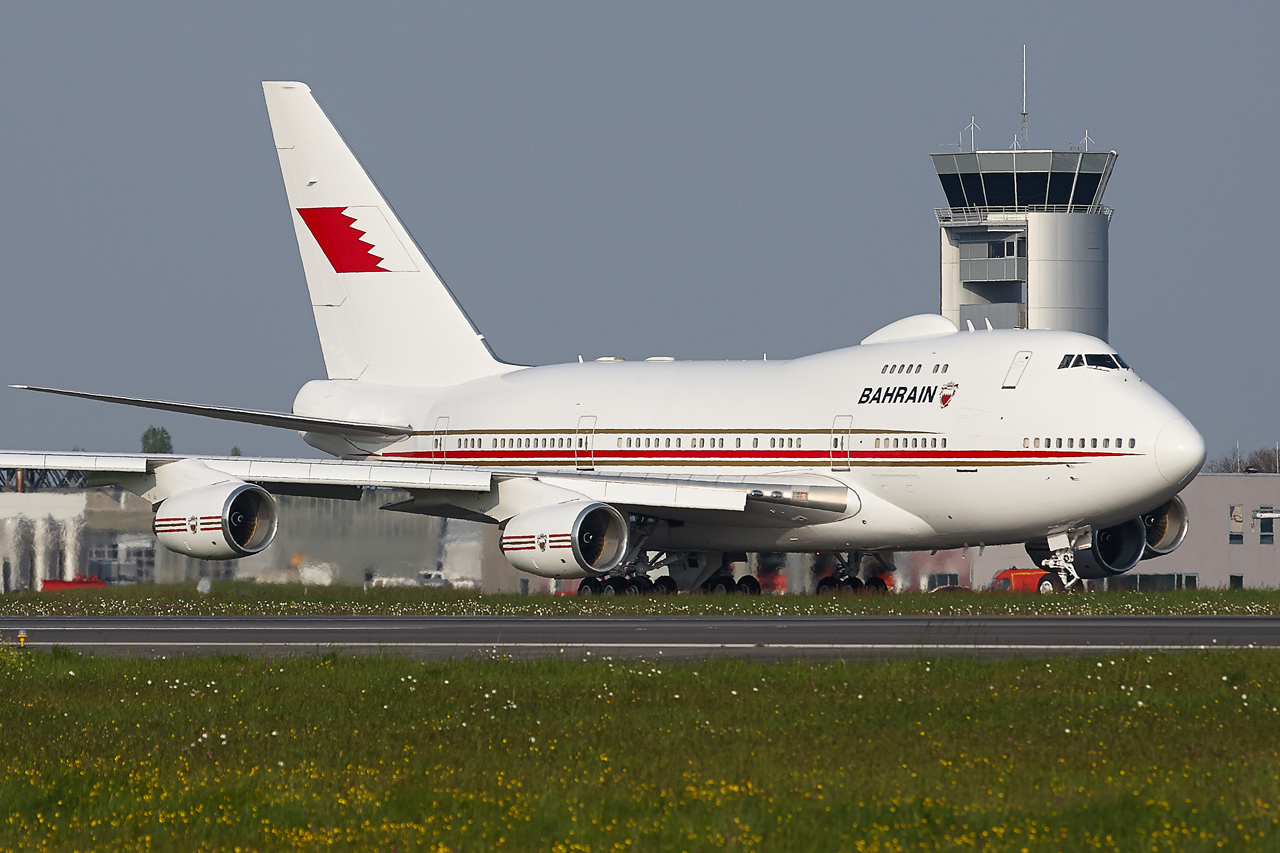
(297, 207, 419, 273)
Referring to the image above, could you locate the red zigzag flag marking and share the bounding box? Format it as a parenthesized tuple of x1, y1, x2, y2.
(297, 207, 387, 273)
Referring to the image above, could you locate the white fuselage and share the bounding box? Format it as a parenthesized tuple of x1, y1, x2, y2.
(294, 328, 1203, 554)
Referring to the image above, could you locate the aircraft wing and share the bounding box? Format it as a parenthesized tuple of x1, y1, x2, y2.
(11, 386, 412, 437)
(0, 451, 489, 494)
(0, 451, 850, 517)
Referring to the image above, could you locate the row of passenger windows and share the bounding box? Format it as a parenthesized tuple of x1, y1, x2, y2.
(440, 436, 586, 450)
(870, 437, 946, 449)
(439, 436, 809, 451)
(618, 436, 802, 449)
(881, 363, 950, 375)
(1057, 353, 1131, 370)
(1023, 436, 1136, 449)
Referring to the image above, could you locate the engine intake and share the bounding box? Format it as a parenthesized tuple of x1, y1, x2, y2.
(154, 481, 279, 560)
(1026, 516, 1148, 579)
(1142, 495, 1190, 559)
(500, 500, 629, 579)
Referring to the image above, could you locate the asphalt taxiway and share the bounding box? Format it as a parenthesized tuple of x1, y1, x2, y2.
(2, 615, 1277, 659)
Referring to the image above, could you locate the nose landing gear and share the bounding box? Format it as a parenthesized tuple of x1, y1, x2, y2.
(1039, 535, 1084, 592)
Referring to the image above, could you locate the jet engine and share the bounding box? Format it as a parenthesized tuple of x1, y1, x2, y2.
(500, 500, 629, 579)
(1026, 516, 1148, 579)
(1141, 495, 1190, 559)
(153, 481, 279, 560)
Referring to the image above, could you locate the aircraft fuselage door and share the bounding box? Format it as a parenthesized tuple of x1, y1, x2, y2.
(831, 415, 853, 471)
(575, 415, 597, 470)
(1002, 351, 1032, 389)
(432, 416, 450, 461)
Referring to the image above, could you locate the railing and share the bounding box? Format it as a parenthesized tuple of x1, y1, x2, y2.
(935, 204, 1113, 224)
(0, 469, 87, 491)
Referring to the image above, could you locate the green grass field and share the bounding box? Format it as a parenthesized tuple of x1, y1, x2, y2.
(3, 646, 1280, 851)
(1, 581, 1280, 618)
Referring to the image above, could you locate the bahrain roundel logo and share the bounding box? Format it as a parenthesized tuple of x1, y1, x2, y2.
(536, 533, 549, 552)
(940, 382, 958, 408)
(187, 516, 199, 534)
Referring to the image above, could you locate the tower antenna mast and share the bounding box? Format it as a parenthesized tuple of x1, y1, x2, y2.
(1020, 45, 1029, 149)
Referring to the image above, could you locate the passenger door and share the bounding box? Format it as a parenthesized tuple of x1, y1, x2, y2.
(575, 415, 597, 470)
(1002, 351, 1032, 389)
(830, 415, 853, 471)
(432, 416, 450, 461)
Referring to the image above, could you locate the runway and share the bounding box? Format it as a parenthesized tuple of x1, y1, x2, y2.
(2, 615, 1278, 659)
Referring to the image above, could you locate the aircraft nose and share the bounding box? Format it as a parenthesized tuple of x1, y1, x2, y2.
(1155, 418, 1206, 486)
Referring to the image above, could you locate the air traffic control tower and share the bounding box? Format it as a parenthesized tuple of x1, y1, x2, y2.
(931, 149, 1117, 340)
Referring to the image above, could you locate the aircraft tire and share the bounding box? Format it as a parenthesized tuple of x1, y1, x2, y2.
(577, 578, 604, 596)
(839, 577, 865, 594)
(816, 576, 838, 595)
(1037, 573, 1063, 595)
(653, 576, 678, 595)
(603, 577, 629, 595)
(706, 574, 735, 595)
(736, 575, 762, 595)
(865, 576, 889, 595)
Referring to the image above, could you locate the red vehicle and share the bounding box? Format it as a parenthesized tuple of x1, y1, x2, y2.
(40, 575, 107, 591)
(988, 568, 1059, 594)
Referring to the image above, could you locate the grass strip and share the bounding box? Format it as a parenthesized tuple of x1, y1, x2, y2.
(1, 646, 1278, 850)
(1, 581, 1280, 618)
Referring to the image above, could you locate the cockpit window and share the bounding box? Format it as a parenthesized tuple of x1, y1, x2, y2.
(1059, 353, 1131, 370)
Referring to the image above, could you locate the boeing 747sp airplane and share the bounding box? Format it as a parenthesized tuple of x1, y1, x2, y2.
(3, 82, 1206, 594)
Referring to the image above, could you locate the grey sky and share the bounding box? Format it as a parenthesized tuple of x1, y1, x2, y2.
(1, 3, 1275, 461)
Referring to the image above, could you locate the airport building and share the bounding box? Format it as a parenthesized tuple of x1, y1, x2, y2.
(931, 149, 1117, 339)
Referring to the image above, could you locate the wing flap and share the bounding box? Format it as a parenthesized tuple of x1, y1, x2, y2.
(539, 475, 747, 512)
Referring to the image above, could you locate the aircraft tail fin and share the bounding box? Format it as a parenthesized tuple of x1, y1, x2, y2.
(262, 81, 507, 387)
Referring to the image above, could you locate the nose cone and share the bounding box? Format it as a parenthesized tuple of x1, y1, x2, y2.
(1155, 418, 1206, 486)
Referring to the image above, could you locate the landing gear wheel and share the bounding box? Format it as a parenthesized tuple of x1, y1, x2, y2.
(736, 575, 762, 595)
(706, 574, 735, 595)
(653, 576, 678, 595)
(865, 576, 889, 595)
(839, 577, 865, 594)
(577, 577, 604, 596)
(816, 576, 838, 595)
(622, 578, 645, 595)
(603, 577, 629, 596)
(1037, 573, 1064, 595)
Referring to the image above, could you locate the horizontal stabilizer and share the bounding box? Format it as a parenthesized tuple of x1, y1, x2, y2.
(11, 386, 412, 437)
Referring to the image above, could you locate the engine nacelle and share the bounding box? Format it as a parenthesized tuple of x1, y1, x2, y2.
(1141, 495, 1190, 559)
(154, 481, 279, 560)
(500, 500, 628, 579)
(1026, 516, 1148, 579)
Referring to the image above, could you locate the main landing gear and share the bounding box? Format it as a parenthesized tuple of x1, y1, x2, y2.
(814, 551, 889, 595)
(575, 550, 763, 596)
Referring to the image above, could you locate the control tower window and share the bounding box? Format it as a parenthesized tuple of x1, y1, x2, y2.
(1072, 172, 1103, 206)
(982, 172, 1015, 206)
(987, 241, 1007, 259)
